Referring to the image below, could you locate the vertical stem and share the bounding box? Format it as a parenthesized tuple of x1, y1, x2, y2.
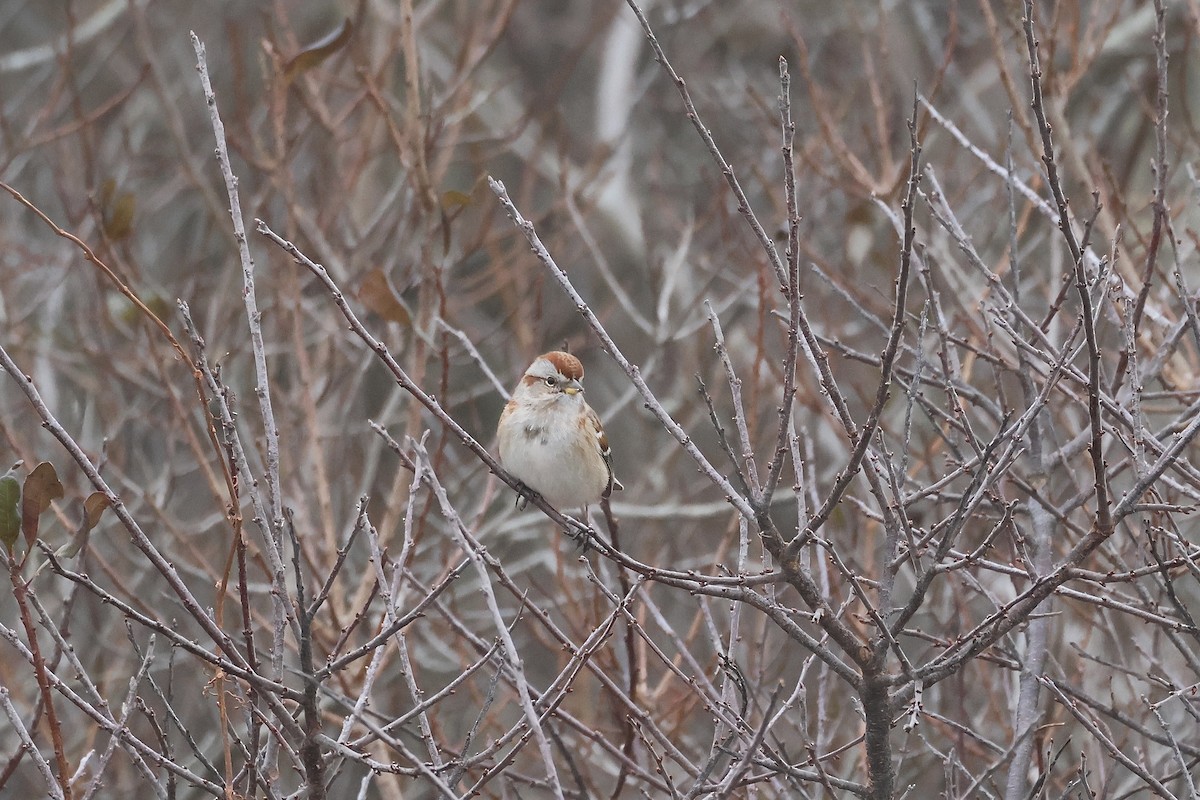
(862, 669, 894, 800)
(9, 561, 73, 800)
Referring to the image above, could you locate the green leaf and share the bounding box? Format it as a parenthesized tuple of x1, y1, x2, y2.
(0, 475, 19, 553)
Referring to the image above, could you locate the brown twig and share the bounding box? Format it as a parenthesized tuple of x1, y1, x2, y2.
(6, 555, 72, 800)
(1022, 0, 1113, 540)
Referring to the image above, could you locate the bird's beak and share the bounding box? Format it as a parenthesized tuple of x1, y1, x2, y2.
(563, 379, 583, 396)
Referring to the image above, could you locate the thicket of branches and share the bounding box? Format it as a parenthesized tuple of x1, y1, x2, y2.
(3, 1, 1200, 798)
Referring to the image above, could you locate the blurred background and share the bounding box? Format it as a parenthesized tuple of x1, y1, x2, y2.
(2, 0, 1199, 797)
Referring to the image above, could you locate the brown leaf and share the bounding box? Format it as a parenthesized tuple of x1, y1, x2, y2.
(283, 18, 353, 84)
(98, 178, 136, 240)
(59, 492, 111, 558)
(21, 462, 64, 548)
(118, 294, 171, 327)
(439, 190, 473, 255)
(83, 492, 111, 532)
(441, 190, 472, 211)
(358, 269, 412, 326)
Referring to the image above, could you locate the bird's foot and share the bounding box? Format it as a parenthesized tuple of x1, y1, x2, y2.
(565, 523, 592, 553)
(565, 507, 595, 553)
(513, 482, 532, 511)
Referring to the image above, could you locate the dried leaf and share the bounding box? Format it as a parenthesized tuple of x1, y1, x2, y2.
(118, 294, 171, 327)
(82, 493, 111, 533)
(283, 18, 353, 84)
(59, 492, 111, 559)
(440, 190, 472, 254)
(0, 475, 19, 554)
(21, 462, 64, 548)
(98, 178, 136, 239)
(441, 190, 472, 211)
(358, 269, 412, 326)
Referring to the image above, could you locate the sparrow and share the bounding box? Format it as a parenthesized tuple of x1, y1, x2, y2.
(497, 351, 622, 511)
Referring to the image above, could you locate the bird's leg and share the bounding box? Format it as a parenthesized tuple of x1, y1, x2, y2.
(513, 481, 532, 511)
(567, 506, 593, 553)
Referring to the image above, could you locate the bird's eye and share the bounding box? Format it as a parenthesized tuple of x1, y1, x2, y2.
(544, 376, 558, 388)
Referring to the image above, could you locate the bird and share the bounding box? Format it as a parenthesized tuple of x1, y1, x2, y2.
(497, 351, 622, 513)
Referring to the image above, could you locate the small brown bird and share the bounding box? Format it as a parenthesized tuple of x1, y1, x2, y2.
(496, 351, 621, 510)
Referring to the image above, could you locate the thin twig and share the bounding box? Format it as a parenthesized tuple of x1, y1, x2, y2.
(1022, 0, 1112, 539)
(486, 178, 757, 521)
(621, 0, 787, 289)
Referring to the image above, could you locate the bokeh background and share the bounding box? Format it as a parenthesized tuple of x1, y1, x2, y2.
(2, 1, 1200, 797)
